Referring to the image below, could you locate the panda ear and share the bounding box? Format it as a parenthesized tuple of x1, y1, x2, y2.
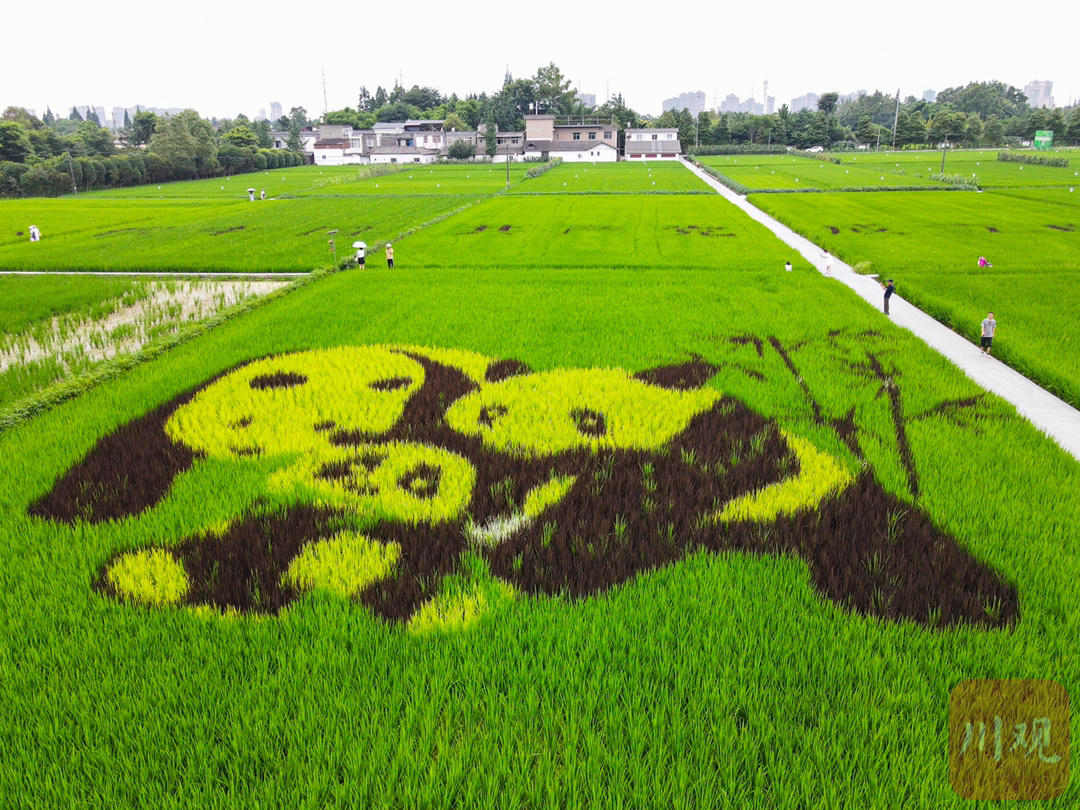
(485, 358, 532, 383)
(28, 393, 196, 524)
(634, 356, 718, 391)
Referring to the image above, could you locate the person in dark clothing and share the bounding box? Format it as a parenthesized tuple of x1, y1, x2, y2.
(880, 278, 895, 315)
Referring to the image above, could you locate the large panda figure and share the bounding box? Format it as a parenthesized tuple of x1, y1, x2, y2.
(30, 345, 1017, 630)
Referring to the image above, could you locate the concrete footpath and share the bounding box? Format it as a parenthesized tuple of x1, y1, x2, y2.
(683, 159, 1080, 462)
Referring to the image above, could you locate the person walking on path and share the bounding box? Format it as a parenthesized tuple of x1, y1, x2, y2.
(981, 312, 997, 355)
(386, 243, 394, 269)
(880, 278, 895, 315)
(820, 250, 833, 276)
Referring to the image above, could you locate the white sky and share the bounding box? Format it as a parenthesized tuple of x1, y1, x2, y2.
(3, 1, 1077, 122)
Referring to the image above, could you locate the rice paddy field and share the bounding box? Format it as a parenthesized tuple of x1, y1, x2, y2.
(749, 182, 1080, 406)
(0, 160, 1077, 808)
(700, 149, 1078, 192)
(699, 154, 942, 190)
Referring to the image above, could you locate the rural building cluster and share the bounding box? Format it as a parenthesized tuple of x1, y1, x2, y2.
(279, 115, 683, 165)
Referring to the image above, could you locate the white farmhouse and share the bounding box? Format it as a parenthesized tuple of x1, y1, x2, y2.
(624, 128, 682, 160)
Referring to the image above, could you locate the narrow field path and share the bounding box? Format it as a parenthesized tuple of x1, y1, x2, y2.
(683, 159, 1080, 462)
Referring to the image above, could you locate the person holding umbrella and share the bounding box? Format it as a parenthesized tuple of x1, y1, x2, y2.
(353, 241, 366, 269)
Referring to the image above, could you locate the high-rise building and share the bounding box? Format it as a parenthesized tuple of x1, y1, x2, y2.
(922, 89, 937, 103)
(662, 91, 706, 117)
(270, 101, 283, 122)
(575, 92, 596, 109)
(789, 93, 819, 113)
(718, 94, 741, 113)
(1024, 80, 1055, 108)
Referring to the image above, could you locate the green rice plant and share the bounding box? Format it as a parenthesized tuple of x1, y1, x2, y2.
(749, 189, 1080, 406)
(520, 160, 712, 193)
(0, 170, 1077, 809)
(697, 154, 940, 191)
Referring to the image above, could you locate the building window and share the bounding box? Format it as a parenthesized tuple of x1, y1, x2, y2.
(604, 131, 612, 139)
(573, 132, 581, 140)
(588, 132, 596, 140)
(652, 134, 658, 140)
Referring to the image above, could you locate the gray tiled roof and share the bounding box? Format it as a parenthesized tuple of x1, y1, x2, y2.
(625, 140, 683, 155)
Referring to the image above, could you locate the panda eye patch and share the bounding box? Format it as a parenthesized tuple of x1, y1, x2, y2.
(570, 408, 607, 438)
(370, 377, 411, 392)
(249, 372, 308, 390)
(478, 405, 508, 428)
(398, 463, 442, 499)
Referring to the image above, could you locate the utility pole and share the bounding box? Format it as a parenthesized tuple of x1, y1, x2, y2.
(322, 68, 329, 118)
(891, 88, 900, 149)
(66, 152, 77, 194)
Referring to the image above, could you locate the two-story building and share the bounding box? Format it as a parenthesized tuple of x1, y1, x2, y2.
(523, 115, 619, 162)
(624, 128, 682, 160)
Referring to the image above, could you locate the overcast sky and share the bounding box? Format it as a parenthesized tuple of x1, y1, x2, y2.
(4, 1, 1077, 123)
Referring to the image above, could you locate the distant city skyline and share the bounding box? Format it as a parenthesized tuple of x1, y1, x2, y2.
(3, 0, 1076, 122)
(19, 77, 1068, 133)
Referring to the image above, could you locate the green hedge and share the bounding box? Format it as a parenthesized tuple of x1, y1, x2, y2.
(997, 152, 1069, 168)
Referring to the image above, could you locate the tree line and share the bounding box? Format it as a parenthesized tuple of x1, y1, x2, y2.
(1, 106, 306, 197)
(4, 71, 1079, 197)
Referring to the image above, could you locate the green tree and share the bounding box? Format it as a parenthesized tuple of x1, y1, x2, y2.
(456, 99, 483, 130)
(963, 115, 984, 146)
(442, 111, 468, 132)
(69, 106, 83, 122)
(1045, 108, 1067, 141)
(86, 106, 100, 125)
(1026, 107, 1048, 140)
(251, 119, 273, 148)
(447, 139, 475, 159)
(223, 125, 258, 148)
(358, 86, 373, 112)
(1066, 108, 1080, 145)
(401, 86, 443, 111)
(27, 127, 70, 160)
(376, 101, 421, 123)
(131, 111, 159, 147)
(677, 108, 696, 149)
(286, 106, 307, 151)
(533, 62, 576, 115)
(983, 115, 1005, 146)
(149, 110, 218, 179)
(0, 121, 33, 163)
(484, 117, 497, 158)
(817, 92, 839, 117)
(936, 81, 1028, 120)
(72, 120, 114, 157)
(855, 115, 876, 144)
(715, 113, 731, 145)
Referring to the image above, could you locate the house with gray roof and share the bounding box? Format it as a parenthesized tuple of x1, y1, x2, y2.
(624, 128, 682, 160)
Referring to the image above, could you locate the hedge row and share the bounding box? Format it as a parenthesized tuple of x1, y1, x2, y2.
(0, 148, 307, 198)
(686, 145, 789, 156)
(997, 152, 1069, 168)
